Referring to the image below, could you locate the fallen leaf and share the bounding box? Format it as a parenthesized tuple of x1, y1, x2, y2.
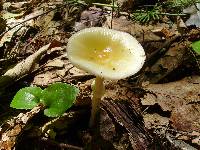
(171, 104, 200, 132)
(33, 71, 62, 86)
(74, 7, 105, 31)
(192, 136, 200, 146)
(141, 76, 200, 112)
(0, 105, 43, 150)
(166, 133, 198, 150)
(0, 43, 51, 89)
(0, 25, 23, 47)
(46, 59, 65, 68)
(100, 108, 116, 141)
(143, 113, 169, 130)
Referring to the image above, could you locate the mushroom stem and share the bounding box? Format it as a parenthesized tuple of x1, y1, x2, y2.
(90, 76, 105, 127)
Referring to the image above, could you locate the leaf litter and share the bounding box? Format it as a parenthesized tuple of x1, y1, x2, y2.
(0, 0, 200, 149)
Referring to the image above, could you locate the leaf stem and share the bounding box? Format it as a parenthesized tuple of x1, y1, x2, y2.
(131, 11, 189, 16)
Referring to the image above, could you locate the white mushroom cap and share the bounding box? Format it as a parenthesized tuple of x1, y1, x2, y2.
(67, 27, 146, 80)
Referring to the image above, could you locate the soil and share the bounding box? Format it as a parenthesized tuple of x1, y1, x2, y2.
(0, 0, 200, 150)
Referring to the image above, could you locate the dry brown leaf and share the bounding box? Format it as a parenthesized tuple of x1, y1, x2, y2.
(0, 105, 43, 150)
(100, 108, 116, 141)
(116, 0, 134, 10)
(145, 40, 190, 83)
(33, 71, 63, 86)
(141, 76, 200, 112)
(0, 43, 60, 90)
(166, 133, 198, 150)
(33, 58, 87, 86)
(46, 59, 65, 68)
(143, 113, 169, 131)
(74, 7, 105, 31)
(103, 17, 176, 43)
(171, 104, 200, 132)
(192, 136, 200, 146)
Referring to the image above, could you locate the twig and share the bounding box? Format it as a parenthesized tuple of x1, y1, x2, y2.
(157, 12, 189, 16)
(68, 74, 94, 80)
(92, 2, 118, 8)
(110, 0, 114, 29)
(40, 137, 83, 150)
(131, 11, 188, 16)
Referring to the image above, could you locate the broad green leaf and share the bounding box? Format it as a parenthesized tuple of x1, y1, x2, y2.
(40, 83, 79, 117)
(192, 40, 200, 55)
(10, 87, 42, 109)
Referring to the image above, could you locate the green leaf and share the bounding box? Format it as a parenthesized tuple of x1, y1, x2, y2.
(10, 87, 42, 109)
(192, 40, 200, 55)
(40, 83, 79, 117)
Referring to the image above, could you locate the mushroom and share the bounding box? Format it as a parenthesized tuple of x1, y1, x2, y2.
(67, 27, 145, 127)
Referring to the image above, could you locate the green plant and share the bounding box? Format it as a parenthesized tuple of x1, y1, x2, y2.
(191, 40, 200, 70)
(132, 5, 160, 23)
(171, 0, 196, 8)
(165, 0, 199, 13)
(192, 40, 200, 55)
(10, 83, 79, 117)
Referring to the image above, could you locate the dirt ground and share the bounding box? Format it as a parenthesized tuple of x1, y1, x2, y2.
(0, 0, 200, 150)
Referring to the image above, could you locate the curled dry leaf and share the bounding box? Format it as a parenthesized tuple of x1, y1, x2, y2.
(0, 43, 51, 89)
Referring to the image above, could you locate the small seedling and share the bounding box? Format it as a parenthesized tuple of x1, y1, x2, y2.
(10, 83, 79, 117)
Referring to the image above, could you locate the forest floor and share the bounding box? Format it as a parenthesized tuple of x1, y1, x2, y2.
(0, 0, 200, 150)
